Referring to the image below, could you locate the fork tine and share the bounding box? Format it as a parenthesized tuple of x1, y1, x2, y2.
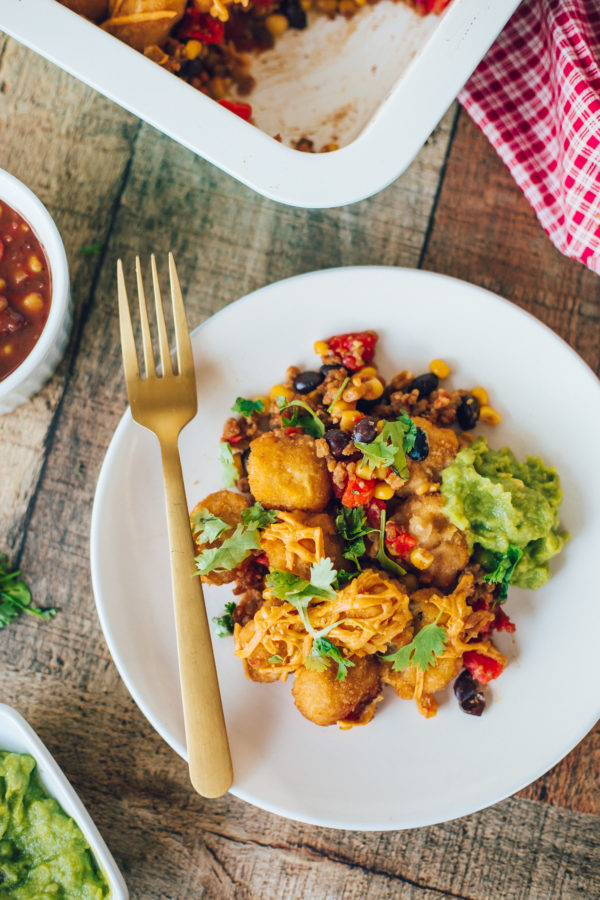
(117, 259, 140, 383)
(151, 254, 172, 376)
(168, 253, 195, 384)
(135, 256, 156, 379)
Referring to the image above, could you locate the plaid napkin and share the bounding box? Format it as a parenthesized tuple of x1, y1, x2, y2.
(459, 0, 600, 275)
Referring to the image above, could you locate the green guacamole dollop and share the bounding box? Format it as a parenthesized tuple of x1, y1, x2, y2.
(441, 438, 568, 590)
(0, 751, 111, 899)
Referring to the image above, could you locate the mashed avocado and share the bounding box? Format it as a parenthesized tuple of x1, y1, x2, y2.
(441, 438, 568, 590)
(0, 751, 111, 899)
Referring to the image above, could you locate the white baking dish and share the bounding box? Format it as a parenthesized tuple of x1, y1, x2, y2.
(1, 0, 520, 207)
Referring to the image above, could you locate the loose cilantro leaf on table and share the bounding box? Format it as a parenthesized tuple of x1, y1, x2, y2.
(191, 510, 230, 544)
(375, 509, 406, 578)
(276, 397, 325, 439)
(219, 441, 238, 488)
(482, 544, 523, 604)
(0, 555, 57, 629)
(231, 397, 265, 416)
(383, 620, 448, 673)
(212, 601, 236, 637)
(240, 503, 278, 530)
(195, 525, 261, 575)
(79, 242, 103, 256)
(335, 506, 375, 568)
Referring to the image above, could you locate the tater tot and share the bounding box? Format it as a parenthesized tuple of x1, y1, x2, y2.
(292, 655, 381, 726)
(392, 494, 469, 589)
(261, 510, 345, 580)
(191, 490, 249, 585)
(247, 432, 331, 511)
(398, 416, 459, 497)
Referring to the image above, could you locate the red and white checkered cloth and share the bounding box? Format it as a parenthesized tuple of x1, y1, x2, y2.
(459, 0, 600, 274)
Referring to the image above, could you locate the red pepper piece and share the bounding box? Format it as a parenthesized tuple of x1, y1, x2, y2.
(342, 476, 375, 508)
(366, 498, 386, 528)
(463, 650, 504, 684)
(385, 521, 417, 557)
(325, 331, 378, 371)
(255, 553, 269, 567)
(227, 434, 243, 444)
(284, 426, 303, 435)
(493, 607, 516, 633)
(178, 11, 225, 43)
(218, 100, 252, 122)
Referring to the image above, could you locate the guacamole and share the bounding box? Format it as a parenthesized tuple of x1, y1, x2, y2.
(441, 438, 568, 590)
(0, 751, 111, 899)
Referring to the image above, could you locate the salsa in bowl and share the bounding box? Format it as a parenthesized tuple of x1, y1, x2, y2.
(0, 169, 71, 415)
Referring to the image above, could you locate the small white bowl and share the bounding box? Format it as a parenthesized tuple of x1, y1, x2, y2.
(0, 168, 71, 415)
(0, 702, 128, 898)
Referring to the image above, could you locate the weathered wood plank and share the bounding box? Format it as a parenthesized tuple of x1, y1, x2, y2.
(422, 109, 600, 817)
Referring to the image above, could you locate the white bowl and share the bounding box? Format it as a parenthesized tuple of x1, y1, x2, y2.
(2, 0, 520, 207)
(0, 168, 71, 415)
(0, 702, 128, 897)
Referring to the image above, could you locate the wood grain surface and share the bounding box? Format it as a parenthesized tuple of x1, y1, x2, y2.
(0, 32, 599, 900)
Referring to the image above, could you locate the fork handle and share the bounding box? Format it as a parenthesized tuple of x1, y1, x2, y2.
(159, 437, 233, 798)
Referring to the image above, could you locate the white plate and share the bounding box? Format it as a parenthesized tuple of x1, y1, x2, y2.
(1, 0, 520, 207)
(90, 267, 600, 830)
(0, 703, 128, 897)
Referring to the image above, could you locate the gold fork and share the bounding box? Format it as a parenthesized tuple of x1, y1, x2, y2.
(117, 253, 233, 798)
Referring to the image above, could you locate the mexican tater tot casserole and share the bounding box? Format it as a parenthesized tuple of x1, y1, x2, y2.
(191, 331, 568, 727)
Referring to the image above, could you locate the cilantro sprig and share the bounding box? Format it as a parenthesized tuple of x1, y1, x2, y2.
(326, 377, 350, 414)
(266, 559, 354, 680)
(191, 510, 230, 544)
(231, 397, 265, 417)
(382, 618, 448, 673)
(195, 503, 276, 576)
(335, 507, 375, 569)
(219, 441, 238, 488)
(355, 411, 417, 481)
(240, 503, 278, 529)
(482, 544, 523, 605)
(276, 397, 325, 439)
(375, 509, 406, 578)
(213, 601, 236, 637)
(0, 555, 57, 629)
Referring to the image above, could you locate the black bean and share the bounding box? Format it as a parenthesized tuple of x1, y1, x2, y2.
(408, 372, 439, 398)
(325, 429, 351, 460)
(180, 58, 205, 79)
(241, 448, 251, 474)
(320, 363, 344, 376)
(352, 416, 378, 444)
(454, 669, 477, 704)
(356, 396, 380, 413)
(461, 692, 486, 716)
(293, 370, 324, 394)
(407, 427, 429, 461)
(280, 0, 307, 28)
(456, 394, 480, 430)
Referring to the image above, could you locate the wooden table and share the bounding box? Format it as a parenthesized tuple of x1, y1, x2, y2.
(1, 30, 599, 899)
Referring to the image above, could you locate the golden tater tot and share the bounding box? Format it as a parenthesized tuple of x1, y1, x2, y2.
(398, 417, 459, 497)
(292, 655, 381, 727)
(59, 0, 108, 20)
(392, 494, 469, 589)
(247, 432, 331, 512)
(191, 490, 249, 586)
(261, 510, 345, 580)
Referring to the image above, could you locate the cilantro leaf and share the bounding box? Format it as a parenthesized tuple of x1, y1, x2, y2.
(375, 509, 406, 578)
(333, 568, 360, 589)
(240, 503, 278, 530)
(0, 555, 57, 628)
(309, 557, 337, 592)
(335, 507, 375, 568)
(268, 654, 283, 664)
(231, 397, 265, 416)
(212, 601, 236, 637)
(277, 398, 325, 438)
(195, 524, 261, 575)
(219, 442, 238, 488)
(80, 242, 102, 256)
(355, 413, 418, 481)
(482, 544, 523, 604)
(383, 622, 448, 673)
(396, 411, 418, 455)
(191, 510, 230, 543)
(354, 439, 397, 470)
(306, 637, 355, 681)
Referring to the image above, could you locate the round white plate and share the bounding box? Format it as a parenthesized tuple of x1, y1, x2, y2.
(90, 267, 600, 830)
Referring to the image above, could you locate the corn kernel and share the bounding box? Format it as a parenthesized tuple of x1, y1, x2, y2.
(265, 12, 289, 35)
(185, 40, 204, 59)
(480, 405, 501, 426)
(374, 465, 389, 479)
(471, 387, 489, 406)
(28, 255, 43, 274)
(353, 366, 377, 380)
(13, 269, 27, 286)
(429, 359, 450, 379)
(2, 344, 12, 355)
(322, 143, 339, 153)
(254, 395, 270, 413)
(300, 0, 312, 8)
(363, 378, 384, 400)
(356, 461, 374, 480)
(340, 410, 363, 432)
(410, 547, 434, 570)
(269, 384, 293, 402)
(314, 340, 329, 356)
(22, 292, 44, 313)
(0, 279, 6, 291)
(330, 399, 354, 415)
(374, 482, 394, 500)
(376, 419, 385, 433)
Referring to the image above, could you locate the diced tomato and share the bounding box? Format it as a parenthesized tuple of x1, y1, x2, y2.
(366, 498, 386, 528)
(177, 11, 225, 43)
(493, 607, 516, 633)
(284, 426, 303, 435)
(463, 650, 504, 684)
(325, 331, 378, 371)
(385, 521, 417, 558)
(228, 433, 243, 444)
(255, 553, 269, 567)
(218, 100, 252, 122)
(342, 476, 375, 508)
